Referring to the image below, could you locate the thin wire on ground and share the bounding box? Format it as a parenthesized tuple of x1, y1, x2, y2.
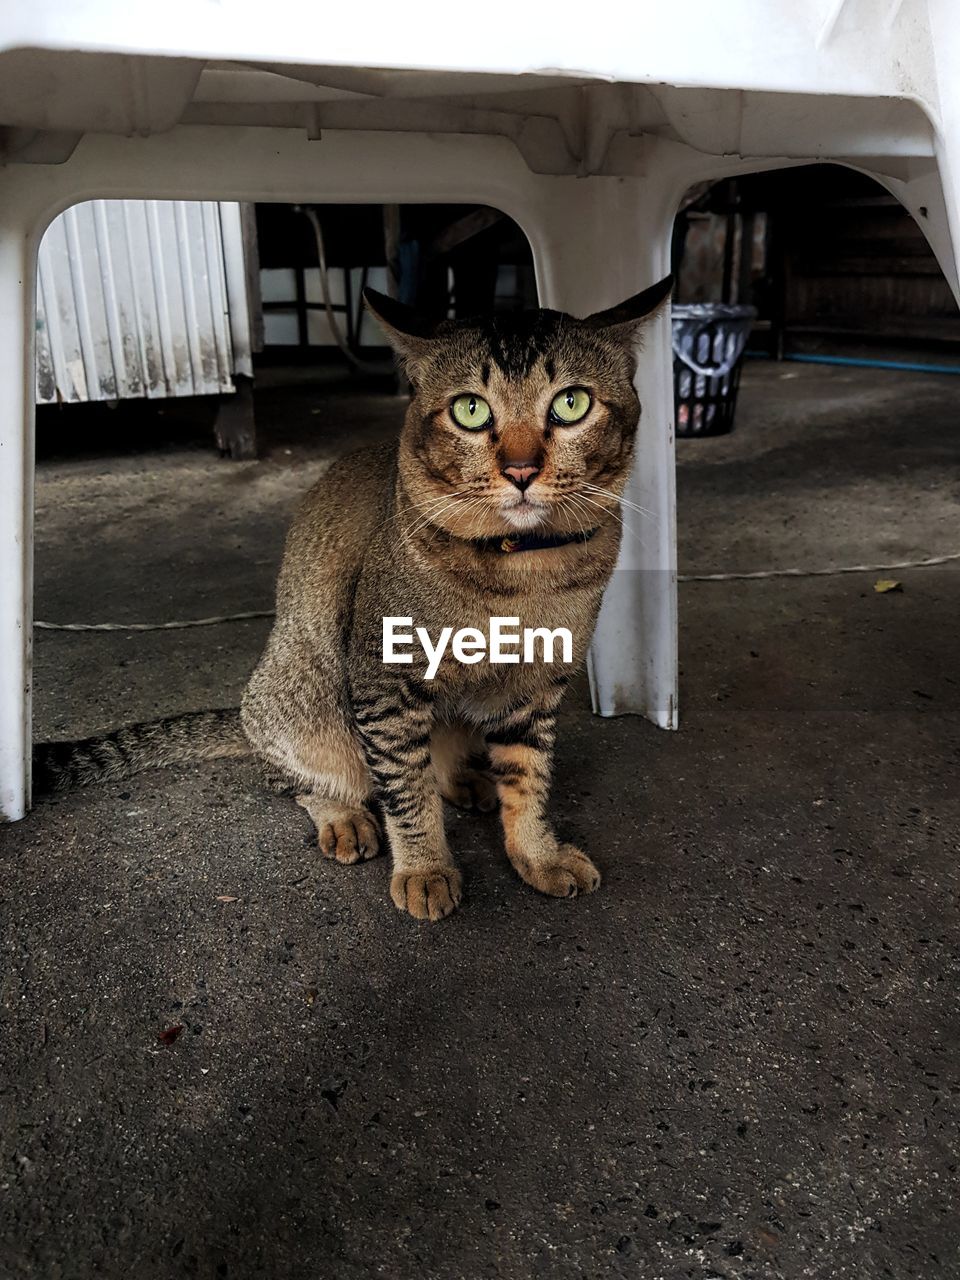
(32, 551, 960, 632)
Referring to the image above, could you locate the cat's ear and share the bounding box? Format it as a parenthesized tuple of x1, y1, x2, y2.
(362, 288, 436, 363)
(582, 274, 674, 342)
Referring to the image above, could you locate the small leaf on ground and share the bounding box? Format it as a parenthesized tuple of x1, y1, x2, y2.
(158, 1024, 184, 1046)
(874, 579, 903, 593)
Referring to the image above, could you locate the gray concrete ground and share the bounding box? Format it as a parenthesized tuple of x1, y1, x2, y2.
(2, 362, 959, 1279)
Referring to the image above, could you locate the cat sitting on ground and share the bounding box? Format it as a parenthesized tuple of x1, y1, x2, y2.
(36, 277, 672, 921)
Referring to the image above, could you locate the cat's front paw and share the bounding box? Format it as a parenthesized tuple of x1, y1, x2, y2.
(509, 843, 600, 898)
(391, 866, 463, 921)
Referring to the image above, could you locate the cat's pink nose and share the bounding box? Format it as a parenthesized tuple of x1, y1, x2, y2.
(501, 462, 540, 492)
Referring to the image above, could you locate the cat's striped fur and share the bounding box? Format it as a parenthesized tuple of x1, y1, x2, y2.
(35, 277, 672, 920)
(34, 709, 249, 792)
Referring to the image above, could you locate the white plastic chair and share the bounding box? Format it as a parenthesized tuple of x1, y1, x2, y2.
(2, 0, 959, 820)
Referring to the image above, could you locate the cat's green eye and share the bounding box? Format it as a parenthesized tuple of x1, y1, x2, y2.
(550, 387, 592, 425)
(451, 393, 493, 431)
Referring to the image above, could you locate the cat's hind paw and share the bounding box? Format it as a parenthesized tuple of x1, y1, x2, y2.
(509, 843, 600, 898)
(441, 767, 498, 814)
(297, 795, 382, 864)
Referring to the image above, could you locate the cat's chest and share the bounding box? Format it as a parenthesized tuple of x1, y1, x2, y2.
(417, 586, 599, 709)
(457, 586, 593, 634)
(353, 534, 612, 702)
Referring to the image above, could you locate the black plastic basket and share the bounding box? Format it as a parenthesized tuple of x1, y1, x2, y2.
(672, 304, 757, 437)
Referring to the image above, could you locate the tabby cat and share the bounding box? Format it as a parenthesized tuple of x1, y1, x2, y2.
(36, 277, 672, 921)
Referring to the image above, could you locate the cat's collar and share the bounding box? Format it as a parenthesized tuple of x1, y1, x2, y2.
(475, 527, 599, 555)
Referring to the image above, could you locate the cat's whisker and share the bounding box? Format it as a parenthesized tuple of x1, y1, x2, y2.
(571, 491, 630, 528)
(406, 507, 464, 543)
(405, 485, 475, 523)
(404, 498, 462, 537)
(457, 501, 490, 543)
(562, 495, 602, 546)
(466, 495, 496, 540)
(421, 492, 491, 547)
(574, 488, 645, 534)
(403, 488, 479, 541)
(565, 492, 612, 532)
(556, 496, 588, 541)
(568, 491, 644, 546)
(401, 484, 476, 519)
(388, 494, 468, 544)
(581, 483, 657, 523)
(431, 493, 488, 544)
(610, 498, 657, 523)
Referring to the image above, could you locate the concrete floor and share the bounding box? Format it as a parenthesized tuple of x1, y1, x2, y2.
(2, 362, 959, 1279)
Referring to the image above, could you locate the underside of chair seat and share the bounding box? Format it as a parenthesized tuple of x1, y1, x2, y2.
(0, 51, 941, 183)
(2, 0, 960, 819)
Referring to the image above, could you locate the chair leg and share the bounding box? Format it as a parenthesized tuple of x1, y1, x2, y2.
(0, 211, 36, 821)
(524, 177, 679, 727)
(926, 0, 960, 308)
(931, 153, 960, 310)
(214, 374, 257, 460)
(868, 161, 960, 301)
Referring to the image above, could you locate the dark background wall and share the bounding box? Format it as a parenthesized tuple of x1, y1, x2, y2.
(676, 165, 959, 357)
(251, 167, 959, 362)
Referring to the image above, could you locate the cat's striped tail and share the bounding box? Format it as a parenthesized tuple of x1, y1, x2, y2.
(33, 708, 251, 793)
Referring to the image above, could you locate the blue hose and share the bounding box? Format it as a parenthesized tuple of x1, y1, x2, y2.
(746, 351, 960, 376)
